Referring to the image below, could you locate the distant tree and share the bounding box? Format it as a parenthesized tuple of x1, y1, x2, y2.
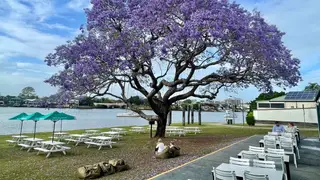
(304, 83, 320, 91)
(249, 91, 286, 111)
(129, 96, 143, 105)
(19, 87, 37, 99)
(79, 96, 94, 106)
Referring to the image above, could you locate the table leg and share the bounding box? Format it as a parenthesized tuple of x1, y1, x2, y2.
(285, 161, 291, 180)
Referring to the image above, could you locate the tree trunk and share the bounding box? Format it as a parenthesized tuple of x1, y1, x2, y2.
(155, 115, 167, 137)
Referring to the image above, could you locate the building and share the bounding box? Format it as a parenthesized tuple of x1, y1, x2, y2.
(224, 98, 242, 106)
(254, 90, 320, 124)
(256, 91, 320, 110)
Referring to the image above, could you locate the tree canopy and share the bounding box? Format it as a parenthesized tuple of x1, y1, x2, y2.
(304, 83, 320, 91)
(19, 87, 37, 99)
(45, 0, 301, 137)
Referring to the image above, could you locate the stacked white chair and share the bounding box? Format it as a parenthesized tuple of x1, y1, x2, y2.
(279, 137, 298, 168)
(243, 171, 269, 180)
(264, 136, 277, 150)
(212, 167, 236, 180)
(229, 157, 250, 166)
(253, 159, 276, 169)
(265, 154, 288, 180)
(249, 146, 265, 153)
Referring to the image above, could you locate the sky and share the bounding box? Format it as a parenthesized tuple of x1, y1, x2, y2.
(0, 0, 319, 102)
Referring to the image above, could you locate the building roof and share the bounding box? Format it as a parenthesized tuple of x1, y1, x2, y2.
(269, 90, 320, 102)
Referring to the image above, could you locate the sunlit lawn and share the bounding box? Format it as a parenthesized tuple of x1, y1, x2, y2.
(0, 124, 318, 180)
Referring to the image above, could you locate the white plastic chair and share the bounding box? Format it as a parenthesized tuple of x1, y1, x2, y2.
(243, 170, 269, 180)
(264, 139, 277, 150)
(265, 154, 288, 180)
(280, 138, 298, 168)
(264, 135, 276, 141)
(212, 167, 236, 180)
(280, 136, 300, 159)
(242, 151, 259, 160)
(249, 146, 265, 153)
(229, 157, 250, 166)
(253, 159, 276, 169)
(266, 148, 285, 155)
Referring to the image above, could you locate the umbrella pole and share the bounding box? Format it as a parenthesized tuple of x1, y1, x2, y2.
(20, 120, 23, 137)
(52, 121, 56, 142)
(60, 120, 62, 133)
(33, 121, 37, 139)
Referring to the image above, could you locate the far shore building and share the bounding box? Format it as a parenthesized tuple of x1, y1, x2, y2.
(254, 90, 320, 126)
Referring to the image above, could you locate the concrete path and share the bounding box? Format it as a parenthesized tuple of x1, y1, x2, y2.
(151, 135, 320, 180)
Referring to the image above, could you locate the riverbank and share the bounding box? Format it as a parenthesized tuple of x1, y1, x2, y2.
(0, 124, 318, 180)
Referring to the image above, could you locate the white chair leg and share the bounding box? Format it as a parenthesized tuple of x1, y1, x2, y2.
(284, 173, 288, 180)
(293, 154, 297, 168)
(296, 146, 300, 159)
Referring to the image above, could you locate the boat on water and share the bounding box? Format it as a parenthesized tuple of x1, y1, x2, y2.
(116, 112, 140, 117)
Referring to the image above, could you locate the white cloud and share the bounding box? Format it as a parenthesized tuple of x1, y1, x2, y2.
(67, 0, 92, 12)
(42, 23, 73, 31)
(237, 0, 320, 71)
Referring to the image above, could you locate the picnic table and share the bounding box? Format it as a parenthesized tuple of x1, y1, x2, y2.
(101, 131, 121, 140)
(166, 128, 185, 137)
(6, 135, 28, 146)
(130, 127, 145, 133)
(18, 138, 43, 152)
(237, 150, 291, 180)
(110, 128, 127, 135)
(49, 132, 69, 141)
(84, 130, 100, 136)
(184, 127, 201, 134)
(65, 134, 88, 146)
(85, 136, 114, 150)
(216, 163, 283, 180)
(34, 141, 70, 158)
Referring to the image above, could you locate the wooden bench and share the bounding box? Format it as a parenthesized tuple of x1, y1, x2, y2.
(34, 146, 70, 158)
(6, 140, 17, 144)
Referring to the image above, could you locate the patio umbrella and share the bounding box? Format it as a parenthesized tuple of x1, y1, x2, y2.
(21, 112, 44, 139)
(58, 112, 75, 133)
(9, 112, 29, 137)
(41, 111, 75, 142)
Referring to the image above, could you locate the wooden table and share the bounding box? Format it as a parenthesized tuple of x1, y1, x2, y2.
(18, 138, 43, 152)
(216, 163, 283, 180)
(85, 136, 114, 150)
(184, 127, 201, 134)
(65, 134, 88, 146)
(101, 131, 121, 140)
(237, 150, 291, 180)
(6, 135, 28, 146)
(131, 127, 145, 133)
(34, 141, 70, 158)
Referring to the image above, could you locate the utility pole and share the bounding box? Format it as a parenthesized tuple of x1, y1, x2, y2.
(242, 99, 245, 126)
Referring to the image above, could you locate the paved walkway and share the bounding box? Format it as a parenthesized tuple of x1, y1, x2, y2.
(151, 135, 320, 180)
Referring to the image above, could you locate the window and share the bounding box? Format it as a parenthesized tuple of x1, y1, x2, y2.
(258, 103, 270, 108)
(271, 103, 284, 108)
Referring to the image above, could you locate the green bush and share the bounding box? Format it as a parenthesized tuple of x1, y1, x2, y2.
(246, 111, 255, 126)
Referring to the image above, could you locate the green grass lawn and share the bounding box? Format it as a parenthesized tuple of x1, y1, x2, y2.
(0, 124, 318, 180)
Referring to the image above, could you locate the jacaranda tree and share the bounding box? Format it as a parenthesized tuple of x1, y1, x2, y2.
(45, 0, 301, 137)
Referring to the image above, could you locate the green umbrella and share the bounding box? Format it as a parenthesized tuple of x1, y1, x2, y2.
(21, 112, 44, 139)
(9, 112, 29, 137)
(41, 111, 75, 142)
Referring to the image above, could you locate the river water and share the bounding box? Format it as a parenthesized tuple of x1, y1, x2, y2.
(0, 107, 244, 135)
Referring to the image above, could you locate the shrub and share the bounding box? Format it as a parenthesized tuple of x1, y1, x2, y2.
(246, 111, 255, 126)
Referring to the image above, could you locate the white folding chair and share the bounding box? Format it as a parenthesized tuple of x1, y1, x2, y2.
(242, 151, 259, 160)
(253, 159, 275, 169)
(280, 139, 298, 168)
(264, 135, 276, 141)
(249, 146, 265, 153)
(266, 148, 285, 155)
(244, 170, 269, 180)
(265, 155, 288, 180)
(229, 157, 250, 166)
(280, 136, 300, 159)
(264, 139, 277, 150)
(212, 167, 236, 180)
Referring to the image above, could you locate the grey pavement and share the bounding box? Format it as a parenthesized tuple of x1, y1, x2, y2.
(152, 135, 320, 180)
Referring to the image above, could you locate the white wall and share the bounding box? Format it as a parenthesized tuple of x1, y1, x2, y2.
(254, 108, 318, 123)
